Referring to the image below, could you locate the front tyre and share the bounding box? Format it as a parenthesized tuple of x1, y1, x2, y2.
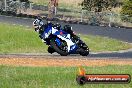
(50, 38, 69, 56)
(79, 48, 89, 56)
(78, 41, 89, 56)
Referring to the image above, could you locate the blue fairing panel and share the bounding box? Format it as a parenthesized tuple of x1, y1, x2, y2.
(55, 38, 61, 46)
(41, 23, 52, 39)
(69, 45, 78, 53)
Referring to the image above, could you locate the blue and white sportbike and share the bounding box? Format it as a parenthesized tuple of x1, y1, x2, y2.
(33, 18, 89, 56)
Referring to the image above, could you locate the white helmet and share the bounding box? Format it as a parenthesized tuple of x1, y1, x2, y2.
(33, 18, 44, 32)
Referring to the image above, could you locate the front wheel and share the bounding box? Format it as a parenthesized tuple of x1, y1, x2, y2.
(50, 38, 69, 56)
(79, 48, 89, 56)
(78, 43, 89, 56)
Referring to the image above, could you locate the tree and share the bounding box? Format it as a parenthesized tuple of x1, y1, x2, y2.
(121, 0, 132, 16)
(120, 0, 132, 22)
(81, 0, 118, 12)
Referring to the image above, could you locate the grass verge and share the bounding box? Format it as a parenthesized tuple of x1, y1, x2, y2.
(0, 23, 132, 54)
(0, 65, 131, 88)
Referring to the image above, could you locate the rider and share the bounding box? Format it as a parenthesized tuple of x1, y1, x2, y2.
(33, 18, 81, 44)
(33, 18, 52, 42)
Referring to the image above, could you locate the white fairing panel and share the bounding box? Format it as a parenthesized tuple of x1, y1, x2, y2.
(51, 27, 75, 52)
(57, 34, 75, 52)
(52, 27, 58, 34)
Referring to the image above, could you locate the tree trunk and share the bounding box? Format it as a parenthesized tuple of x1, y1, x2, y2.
(48, 0, 58, 20)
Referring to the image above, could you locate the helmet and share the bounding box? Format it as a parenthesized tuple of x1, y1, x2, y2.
(63, 25, 73, 34)
(54, 23, 61, 30)
(33, 18, 44, 32)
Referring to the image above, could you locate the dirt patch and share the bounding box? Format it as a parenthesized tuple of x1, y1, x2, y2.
(0, 57, 132, 67)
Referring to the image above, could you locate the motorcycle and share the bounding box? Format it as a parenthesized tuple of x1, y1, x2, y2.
(33, 18, 89, 56)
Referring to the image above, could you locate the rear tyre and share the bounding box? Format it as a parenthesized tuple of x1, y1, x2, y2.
(50, 38, 69, 56)
(47, 46, 55, 54)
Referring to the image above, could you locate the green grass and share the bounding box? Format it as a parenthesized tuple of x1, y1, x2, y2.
(0, 23, 132, 54)
(0, 65, 132, 88)
(0, 23, 47, 54)
(80, 35, 132, 52)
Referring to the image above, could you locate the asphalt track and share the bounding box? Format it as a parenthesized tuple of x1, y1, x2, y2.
(0, 51, 132, 58)
(0, 15, 132, 58)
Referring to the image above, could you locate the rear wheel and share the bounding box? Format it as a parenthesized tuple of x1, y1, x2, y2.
(47, 46, 55, 54)
(50, 38, 69, 56)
